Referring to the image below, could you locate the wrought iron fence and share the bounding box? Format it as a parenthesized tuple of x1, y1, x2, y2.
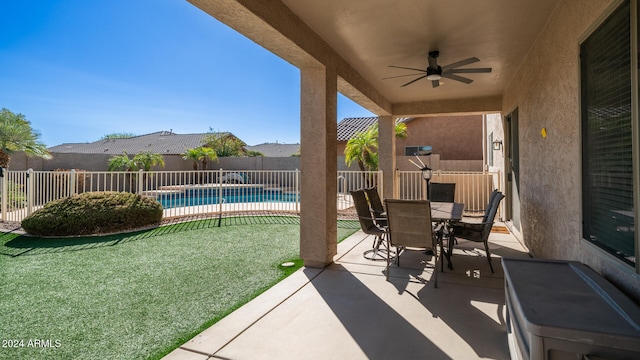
(397, 170, 502, 216)
(0, 168, 498, 222)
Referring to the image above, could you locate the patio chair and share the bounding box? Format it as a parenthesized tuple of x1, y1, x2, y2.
(429, 183, 456, 202)
(364, 187, 387, 227)
(428, 182, 456, 256)
(350, 189, 389, 260)
(384, 199, 440, 287)
(451, 191, 504, 273)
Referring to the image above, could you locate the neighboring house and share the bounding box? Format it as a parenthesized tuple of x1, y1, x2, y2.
(9, 131, 243, 171)
(337, 115, 485, 171)
(246, 143, 300, 157)
(47, 131, 209, 156)
(8, 131, 303, 171)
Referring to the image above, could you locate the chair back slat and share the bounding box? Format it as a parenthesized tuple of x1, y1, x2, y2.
(350, 190, 380, 234)
(365, 187, 387, 226)
(429, 183, 456, 202)
(364, 187, 384, 214)
(482, 192, 505, 239)
(385, 199, 434, 249)
(482, 189, 501, 223)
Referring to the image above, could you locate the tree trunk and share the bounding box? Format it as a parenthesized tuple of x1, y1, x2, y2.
(0, 150, 10, 168)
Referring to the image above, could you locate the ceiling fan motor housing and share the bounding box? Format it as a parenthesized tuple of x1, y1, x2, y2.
(426, 50, 442, 79)
(427, 66, 442, 77)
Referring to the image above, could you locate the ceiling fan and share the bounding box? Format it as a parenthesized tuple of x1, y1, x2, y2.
(385, 51, 492, 88)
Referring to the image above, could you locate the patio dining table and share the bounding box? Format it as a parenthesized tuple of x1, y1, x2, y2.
(430, 201, 465, 270)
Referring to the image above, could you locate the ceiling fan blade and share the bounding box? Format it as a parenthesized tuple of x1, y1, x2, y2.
(441, 73, 473, 84)
(441, 57, 479, 72)
(389, 65, 427, 73)
(382, 73, 428, 80)
(401, 75, 428, 87)
(432, 80, 440, 88)
(447, 67, 492, 74)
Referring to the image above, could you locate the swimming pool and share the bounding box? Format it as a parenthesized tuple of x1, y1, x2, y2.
(156, 186, 299, 209)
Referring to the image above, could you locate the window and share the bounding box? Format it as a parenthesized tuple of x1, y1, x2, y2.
(405, 146, 432, 156)
(581, 0, 637, 267)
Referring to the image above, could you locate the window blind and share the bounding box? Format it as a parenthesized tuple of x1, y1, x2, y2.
(581, 0, 635, 265)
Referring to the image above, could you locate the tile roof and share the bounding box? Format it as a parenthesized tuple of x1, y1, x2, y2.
(48, 131, 212, 155)
(337, 117, 410, 141)
(337, 117, 378, 142)
(246, 143, 300, 157)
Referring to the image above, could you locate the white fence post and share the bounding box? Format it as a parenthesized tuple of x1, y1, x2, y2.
(137, 169, 144, 194)
(26, 168, 34, 216)
(218, 168, 224, 215)
(0, 167, 6, 221)
(70, 169, 76, 196)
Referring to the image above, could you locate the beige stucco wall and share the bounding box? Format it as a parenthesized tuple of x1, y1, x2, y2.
(502, 0, 639, 299)
(337, 115, 483, 163)
(398, 116, 483, 160)
(7, 152, 302, 172)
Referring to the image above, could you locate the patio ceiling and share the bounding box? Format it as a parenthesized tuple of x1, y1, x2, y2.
(189, 0, 560, 115)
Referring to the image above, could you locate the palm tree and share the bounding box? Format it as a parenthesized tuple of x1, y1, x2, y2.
(344, 129, 378, 172)
(344, 122, 408, 171)
(182, 147, 218, 170)
(108, 151, 164, 192)
(197, 147, 217, 170)
(0, 108, 52, 168)
(107, 152, 137, 171)
(182, 148, 201, 170)
(132, 151, 165, 171)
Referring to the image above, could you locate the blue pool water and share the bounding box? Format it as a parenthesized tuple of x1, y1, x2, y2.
(157, 186, 298, 209)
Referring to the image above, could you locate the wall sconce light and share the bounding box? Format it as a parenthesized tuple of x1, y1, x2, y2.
(492, 140, 503, 151)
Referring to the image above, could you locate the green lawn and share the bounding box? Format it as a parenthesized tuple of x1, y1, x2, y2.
(0, 217, 359, 360)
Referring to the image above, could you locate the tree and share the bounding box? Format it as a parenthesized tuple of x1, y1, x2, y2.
(107, 152, 137, 171)
(101, 132, 137, 140)
(246, 150, 264, 157)
(182, 146, 218, 170)
(182, 148, 201, 170)
(107, 151, 165, 171)
(0, 108, 52, 168)
(344, 129, 378, 172)
(204, 130, 247, 157)
(344, 122, 408, 171)
(196, 147, 217, 170)
(132, 151, 165, 171)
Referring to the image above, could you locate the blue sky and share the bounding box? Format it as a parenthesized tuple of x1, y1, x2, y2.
(0, 0, 374, 147)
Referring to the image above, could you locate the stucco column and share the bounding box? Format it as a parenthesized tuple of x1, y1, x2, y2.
(300, 67, 338, 267)
(378, 116, 396, 199)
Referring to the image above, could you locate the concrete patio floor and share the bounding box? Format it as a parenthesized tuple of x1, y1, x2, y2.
(164, 224, 530, 360)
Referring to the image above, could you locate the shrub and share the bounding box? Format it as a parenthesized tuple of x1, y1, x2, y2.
(21, 191, 163, 237)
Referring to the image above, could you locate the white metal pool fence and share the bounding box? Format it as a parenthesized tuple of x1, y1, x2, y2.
(0, 168, 499, 222)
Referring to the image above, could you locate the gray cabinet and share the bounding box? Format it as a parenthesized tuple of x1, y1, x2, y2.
(502, 258, 640, 360)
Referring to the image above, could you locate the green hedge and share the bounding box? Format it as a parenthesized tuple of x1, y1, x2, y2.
(21, 191, 163, 237)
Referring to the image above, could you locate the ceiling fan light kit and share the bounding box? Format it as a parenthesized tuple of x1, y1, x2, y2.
(387, 50, 492, 88)
(426, 67, 442, 80)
